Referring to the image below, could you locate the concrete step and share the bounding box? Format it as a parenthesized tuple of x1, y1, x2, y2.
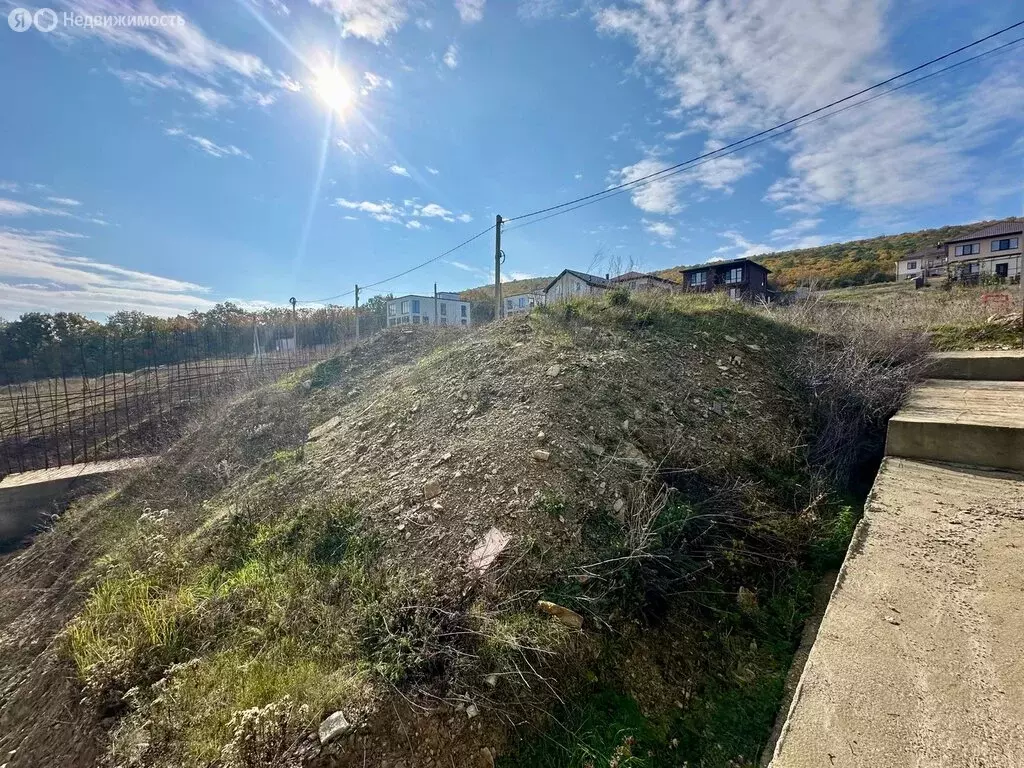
(885, 379, 1024, 471)
(930, 350, 1024, 381)
(769, 459, 1024, 767)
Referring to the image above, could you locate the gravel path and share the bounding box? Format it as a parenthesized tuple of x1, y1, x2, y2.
(771, 458, 1024, 767)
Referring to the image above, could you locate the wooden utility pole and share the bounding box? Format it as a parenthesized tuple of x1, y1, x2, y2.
(289, 297, 297, 350)
(494, 214, 503, 321)
(354, 284, 360, 342)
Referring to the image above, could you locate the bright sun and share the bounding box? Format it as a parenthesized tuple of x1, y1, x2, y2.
(311, 65, 355, 116)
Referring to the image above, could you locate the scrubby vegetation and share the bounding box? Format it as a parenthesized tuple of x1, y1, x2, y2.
(0, 292, 927, 768)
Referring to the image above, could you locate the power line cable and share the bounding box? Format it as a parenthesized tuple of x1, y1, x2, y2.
(503, 33, 1024, 234)
(295, 223, 496, 303)
(503, 20, 1024, 224)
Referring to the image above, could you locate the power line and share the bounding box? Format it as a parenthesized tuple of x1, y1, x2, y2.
(502, 33, 1024, 235)
(295, 223, 496, 304)
(503, 19, 1024, 225)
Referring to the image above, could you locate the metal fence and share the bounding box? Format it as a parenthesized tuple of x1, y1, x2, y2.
(0, 319, 359, 478)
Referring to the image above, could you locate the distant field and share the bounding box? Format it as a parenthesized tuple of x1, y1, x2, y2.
(810, 281, 1023, 350)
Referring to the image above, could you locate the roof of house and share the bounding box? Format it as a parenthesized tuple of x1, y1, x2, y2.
(946, 221, 1023, 243)
(389, 294, 468, 303)
(543, 269, 611, 293)
(679, 257, 771, 274)
(609, 271, 676, 284)
(899, 246, 945, 263)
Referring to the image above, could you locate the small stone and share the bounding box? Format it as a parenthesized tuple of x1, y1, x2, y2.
(532, 449, 551, 461)
(885, 615, 901, 626)
(423, 479, 442, 499)
(724, 334, 738, 343)
(466, 703, 480, 719)
(484, 673, 498, 687)
(537, 430, 546, 442)
(546, 364, 561, 377)
(318, 711, 352, 745)
(479, 747, 495, 768)
(537, 600, 584, 629)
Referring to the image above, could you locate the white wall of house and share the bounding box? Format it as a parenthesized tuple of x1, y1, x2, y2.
(386, 295, 472, 328)
(504, 292, 545, 314)
(545, 273, 607, 303)
(616, 276, 675, 292)
(946, 235, 1021, 280)
(896, 258, 925, 280)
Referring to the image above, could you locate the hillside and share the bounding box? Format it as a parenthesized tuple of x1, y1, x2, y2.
(0, 294, 923, 768)
(460, 218, 1022, 296)
(460, 276, 551, 302)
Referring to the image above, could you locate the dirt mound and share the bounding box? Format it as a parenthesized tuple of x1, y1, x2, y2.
(0, 294, 910, 768)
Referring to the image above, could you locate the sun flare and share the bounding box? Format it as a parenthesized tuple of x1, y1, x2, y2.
(311, 65, 355, 116)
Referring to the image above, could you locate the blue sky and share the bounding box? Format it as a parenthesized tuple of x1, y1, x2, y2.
(1, 0, 1022, 318)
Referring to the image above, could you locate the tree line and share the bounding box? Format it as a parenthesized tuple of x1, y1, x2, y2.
(0, 296, 393, 384)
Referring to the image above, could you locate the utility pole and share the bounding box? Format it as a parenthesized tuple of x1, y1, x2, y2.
(434, 282, 438, 326)
(354, 284, 360, 342)
(289, 297, 297, 350)
(494, 214, 503, 322)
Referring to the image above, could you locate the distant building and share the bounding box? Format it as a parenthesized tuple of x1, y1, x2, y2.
(386, 292, 471, 328)
(608, 271, 678, 292)
(896, 245, 947, 281)
(944, 222, 1021, 284)
(543, 269, 611, 303)
(504, 290, 546, 315)
(679, 258, 770, 301)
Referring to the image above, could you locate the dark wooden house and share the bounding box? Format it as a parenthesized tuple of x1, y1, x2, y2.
(679, 258, 770, 301)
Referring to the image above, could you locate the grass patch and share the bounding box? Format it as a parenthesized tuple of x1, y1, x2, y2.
(931, 320, 1023, 350)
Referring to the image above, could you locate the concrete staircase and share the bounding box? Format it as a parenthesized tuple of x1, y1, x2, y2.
(769, 351, 1024, 767)
(886, 354, 1024, 471)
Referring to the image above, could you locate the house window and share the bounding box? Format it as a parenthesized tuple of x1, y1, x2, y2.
(440, 317, 447, 325)
(439, 302, 447, 316)
(689, 271, 706, 287)
(461, 319, 467, 326)
(728, 287, 741, 300)
(992, 238, 1019, 252)
(388, 303, 397, 316)
(725, 267, 743, 284)
(411, 299, 420, 314)
(954, 243, 981, 256)
(518, 297, 526, 308)
(400, 300, 409, 314)
(996, 263, 1009, 278)
(506, 299, 513, 310)
(413, 315, 420, 324)
(461, 305, 467, 318)
(907, 261, 917, 270)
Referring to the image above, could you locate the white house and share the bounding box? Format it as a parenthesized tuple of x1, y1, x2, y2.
(543, 269, 611, 303)
(386, 292, 471, 328)
(608, 271, 678, 292)
(944, 223, 1021, 283)
(895, 245, 947, 281)
(503, 291, 546, 315)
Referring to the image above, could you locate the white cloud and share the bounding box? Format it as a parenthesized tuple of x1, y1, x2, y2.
(164, 128, 251, 159)
(610, 157, 684, 215)
(110, 69, 232, 111)
(426, 166, 440, 175)
(47, 197, 82, 207)
(361, 71, 392, 95)
(388, 164, 411, 177)
(0, 228, 227, 317)
(405, 220, 424, 230)
(642, 218, 675, 239)
(506, 271, 536, 281)
(455, 0, 485, 23)
(770, 217, 822, 239)
(334, 198, 472, 227)
(443, 44, 459, 70)
(0, 199, 70, 218)
(597, 0, 1024, 216)
(518, 0, 561, 20)
(311, 0, 410, 43)
(574, 172, 583, 180)
(715, 231, 774, 260)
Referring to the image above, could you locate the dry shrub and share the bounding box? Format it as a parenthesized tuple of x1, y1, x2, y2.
(768, 296, 931, 487)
